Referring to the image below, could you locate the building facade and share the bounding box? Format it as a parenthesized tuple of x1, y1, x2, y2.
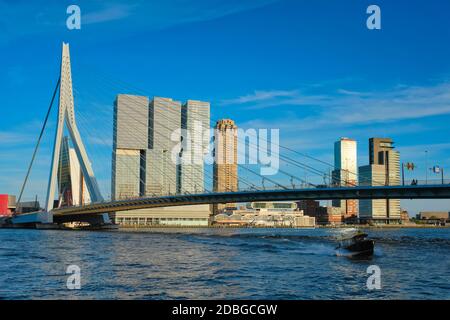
(359, 138, 401, 224)
(369, 137, 394, 165)
(316, 206, 343, 225)
(213, 119, 238, 214)
(115, 205, 210, 227)
(0, 194, 15, 217)
(112, 94, 149, 200)
(296, 200, 342, 225)
(418, 211, 449, 220)
(214, 201, 315, 227)
(178, 100, 210, 194)
(332, 138, 358, 221)
(112, 94, 210, 225)
(296, 200, 320, 217)
(147, 97, 182, 196)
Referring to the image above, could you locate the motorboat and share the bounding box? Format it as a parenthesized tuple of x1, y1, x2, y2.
(336, 231, 374, 258)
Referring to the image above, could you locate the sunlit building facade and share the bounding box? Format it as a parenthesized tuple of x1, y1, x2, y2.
(213, 119, 238, 214)
(332, 138, 358, 221)
(359, 138, 401, 224)
(112, 94, 148, 200)
(178, 100, 210, 194)
(112, 94, 210, 225)
(146, 97, 181, 196)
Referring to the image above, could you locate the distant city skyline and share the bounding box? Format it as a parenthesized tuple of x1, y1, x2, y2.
(0, 0, 449, 214)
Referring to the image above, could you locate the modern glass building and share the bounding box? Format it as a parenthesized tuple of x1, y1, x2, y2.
(112, 94, 149, 200)
(332, 138, 358, 220)
(178, 100, 210, 194)
(146, 97, 182, 196)
(112, 94, 211, 225)
(359, 138, 401, 224)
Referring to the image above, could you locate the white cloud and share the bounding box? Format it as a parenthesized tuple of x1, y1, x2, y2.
(83, 4, 135, 25)
(221, 89, 299, 104)
(225, 81, 450, 126)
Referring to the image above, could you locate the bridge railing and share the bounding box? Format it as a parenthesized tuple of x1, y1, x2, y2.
(402, 179, 450, 186)
(53, 179, 450, 210)
(106, 179, 450, 202)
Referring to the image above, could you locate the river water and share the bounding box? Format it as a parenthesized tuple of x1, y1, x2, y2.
(0, 227, 449, 299)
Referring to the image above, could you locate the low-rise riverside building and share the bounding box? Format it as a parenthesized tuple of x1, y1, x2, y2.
(115, 205, 211, 227)
(417, 211, 449, 226)
(315, 206, 343, 225)
(296, 200, 342, 226)
(0, 194, 16, 217)
(214, 201, 315, 227)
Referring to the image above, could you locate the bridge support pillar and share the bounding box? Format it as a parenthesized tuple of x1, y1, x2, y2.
(42, 43, 112, 227)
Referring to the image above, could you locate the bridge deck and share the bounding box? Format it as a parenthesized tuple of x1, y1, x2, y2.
(51, 184, 450, 216)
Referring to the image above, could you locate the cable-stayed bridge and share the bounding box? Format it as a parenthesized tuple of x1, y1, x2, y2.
(8, 43, 450, 228)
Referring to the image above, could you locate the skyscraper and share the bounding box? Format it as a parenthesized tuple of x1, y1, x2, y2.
(332, 138, 358, 220)
(213, 119, 238, 214)
(369, 137, 393, 165)
(112, 94, 210, 225)
(112, 94, 148, 200)
(112, 95, 182, 198)
(146, 97, 181, 196)
(178, 100, 210, 194)
(359, 138, 401, 224)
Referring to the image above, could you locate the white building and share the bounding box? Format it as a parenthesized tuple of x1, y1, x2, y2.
(115, 205, 210, 227)
(215, 202, 315, 227)
(332, 138, 358, 218)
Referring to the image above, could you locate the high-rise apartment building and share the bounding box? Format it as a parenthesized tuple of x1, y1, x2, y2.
(178, 100, 210, 194)
(213, 119, 238, 214)
(332, 138, 358, 220)
(112, 95, 182, 199)
(359, 138, 401, 224)
(112, 94, 148, 200)
(369, 137, 394, 165)
(146, 97, 181, 196)
(112, 94, 210, 225)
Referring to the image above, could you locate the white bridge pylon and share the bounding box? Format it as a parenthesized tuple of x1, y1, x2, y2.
(45, 43, 110, 224)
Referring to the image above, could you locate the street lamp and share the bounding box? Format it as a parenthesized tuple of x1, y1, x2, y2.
(430, 166, 445, 185)
(425, 150, 428, 184)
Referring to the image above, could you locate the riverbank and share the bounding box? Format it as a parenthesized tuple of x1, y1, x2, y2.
(118, 223, 449, 230)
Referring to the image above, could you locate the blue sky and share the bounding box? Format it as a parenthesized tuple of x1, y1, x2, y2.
(0, 0, 449, 214)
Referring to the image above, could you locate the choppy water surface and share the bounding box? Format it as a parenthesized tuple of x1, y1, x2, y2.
(0, 227, 449, 299)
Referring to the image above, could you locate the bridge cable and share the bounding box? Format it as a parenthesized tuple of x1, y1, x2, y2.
(77, 66, 380, 189)
(74, 85, 259, 195)
(16, 77, 61, 213)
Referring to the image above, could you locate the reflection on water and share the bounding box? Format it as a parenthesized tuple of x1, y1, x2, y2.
(0, 228, 449, 299)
